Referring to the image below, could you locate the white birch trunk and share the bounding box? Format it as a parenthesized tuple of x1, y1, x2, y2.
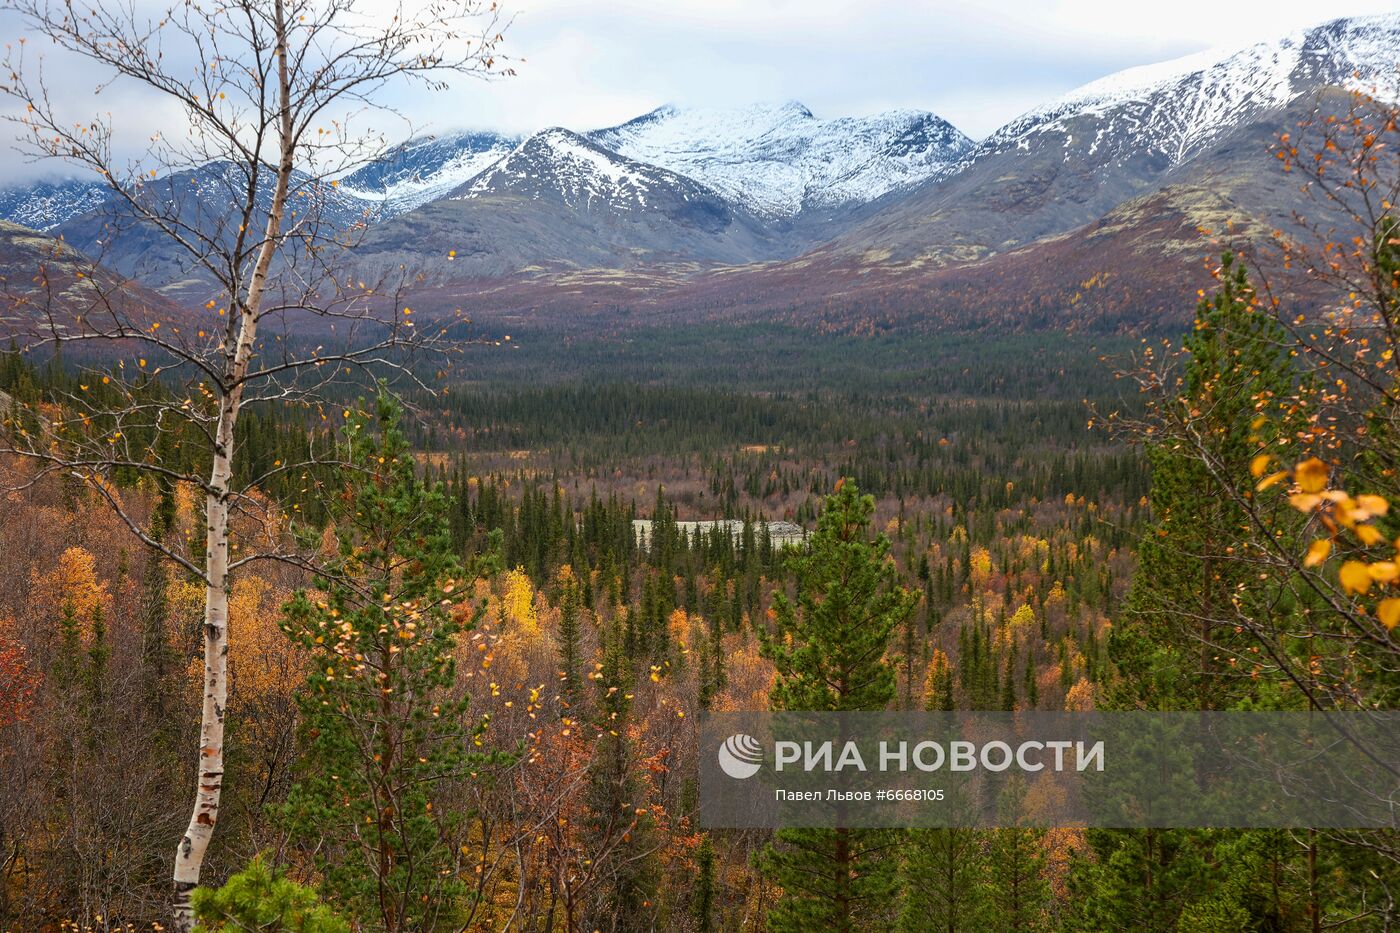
(170, 4, 293, 926)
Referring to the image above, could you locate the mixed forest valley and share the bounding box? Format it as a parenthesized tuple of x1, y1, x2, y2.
(6, 290, 1400, 930)
(0, 1, 1398, 929)
(0, 328, 1159, 930)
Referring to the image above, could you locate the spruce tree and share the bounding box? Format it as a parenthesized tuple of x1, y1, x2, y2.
(756, 478, 917, 932)
(583, 615, 660, 932)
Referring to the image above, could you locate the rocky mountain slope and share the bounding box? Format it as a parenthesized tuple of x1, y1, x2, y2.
(337, 130, 521, 216)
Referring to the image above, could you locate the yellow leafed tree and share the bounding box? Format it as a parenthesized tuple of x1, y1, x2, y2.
(503, 568, 538, 634)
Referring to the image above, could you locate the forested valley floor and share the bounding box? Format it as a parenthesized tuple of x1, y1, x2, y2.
(3, 266, 1399, 932)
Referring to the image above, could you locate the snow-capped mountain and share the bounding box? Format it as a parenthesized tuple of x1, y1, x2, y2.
(819, 11, 1400, 269)
(4, 10, 1398, 318)
(980, 11, 1400, 170)
(453, 128, 734, 217)
(0, 179, 110, 233)
(350, 127, 779, 278)
(338, 130, 520, 216)
(589, 102, 973, 218)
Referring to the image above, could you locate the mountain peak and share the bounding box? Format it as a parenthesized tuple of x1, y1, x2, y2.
(989, 12, 1400, 164)
(456, 125, 712, 214)
(589, 102, 970, 217)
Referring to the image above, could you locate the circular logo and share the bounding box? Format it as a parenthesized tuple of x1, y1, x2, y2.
(718, 733, 763, 779)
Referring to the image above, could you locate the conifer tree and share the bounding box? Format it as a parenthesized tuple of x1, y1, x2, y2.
(192, 856, 349, 933)
(899, 826, 988, 933)
(984, 781, 1050, 932)
(756, 478, 917, 932)
(1067, 828, 1208, 933)
(1111, 253, 1300, 711)
(1089, 255, 1305, 929)
(692, 833, 717, 933)
(999, 650, 1017, 712)
(139, 506, 175, 720)
(277, 393, 487, 933)
(556, 565, 584, 711)
(583, 615, 660, 932)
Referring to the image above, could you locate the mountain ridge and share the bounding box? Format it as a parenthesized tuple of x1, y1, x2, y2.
(1, 11, 1397, 328)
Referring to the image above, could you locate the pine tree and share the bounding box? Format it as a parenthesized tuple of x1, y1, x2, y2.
(277, 393, 488, 933)
(192, 856, 349, 933)
(1067, 828, 1208, 933)
(1111, 253, 1301, 712)
(899, 829, 987, 933)
(756, 478, 917, 932)
(984, 780, 1050, 932)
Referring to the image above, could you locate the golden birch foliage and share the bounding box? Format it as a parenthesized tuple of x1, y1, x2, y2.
(173, 481, 201, 542)
(502, 568, 538, 634)
(668, 607, 691, 652)
(969, 547, 993, 589)
(1042, 826, 1087, 901)
(1261, 456, 1400, 629)
(169, 576, 204, 628)
(712, 637, 772, 712)
(1064, 677, 1097, 711)
(227, 576, 297, 704)
(32, 545, 109, 633)
(1023, 770, 1073, 825)
(178, 575, 296, 706)
(921, 649, 951, 708)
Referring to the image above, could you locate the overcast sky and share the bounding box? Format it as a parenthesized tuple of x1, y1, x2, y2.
(1, 0, 1397, 184)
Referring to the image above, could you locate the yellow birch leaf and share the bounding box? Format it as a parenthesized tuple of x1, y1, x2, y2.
(1356, 495, 1390, 517)
(1295, 457, 1329, 494)
(1339, 561, 1373, 594)
(1303, 539, 1332, 567)
(1356, 524, 1385, 546)
(1368, 562, 1400, 584)
(1289, 493, 1322, 512)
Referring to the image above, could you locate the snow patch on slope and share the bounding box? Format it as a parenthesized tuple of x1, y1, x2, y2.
(338, 131, 520, 216)
(589, 101, 973, 217)
(0, 179, 110, 232)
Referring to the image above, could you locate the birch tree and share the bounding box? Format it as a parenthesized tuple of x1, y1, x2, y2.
(0, 0, 508, 927)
